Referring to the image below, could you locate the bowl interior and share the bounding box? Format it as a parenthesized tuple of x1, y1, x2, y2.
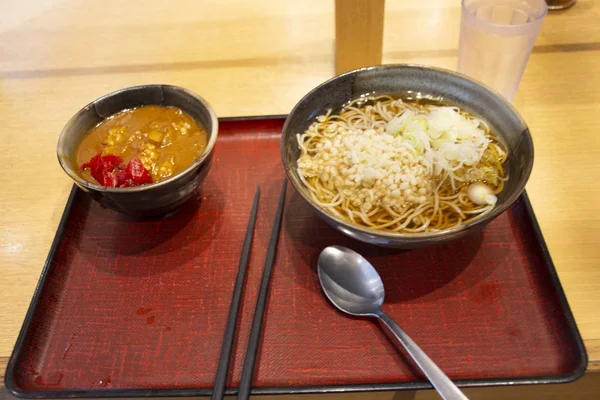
(57, 85, 218, 191)
(282, 64, 534, 239)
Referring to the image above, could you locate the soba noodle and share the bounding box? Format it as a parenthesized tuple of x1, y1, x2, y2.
(296, 95, 507, 233)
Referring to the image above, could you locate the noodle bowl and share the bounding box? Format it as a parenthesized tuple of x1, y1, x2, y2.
(295, 95, 508, 234)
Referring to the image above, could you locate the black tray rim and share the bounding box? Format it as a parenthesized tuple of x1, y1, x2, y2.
(4, 115, 588, 398)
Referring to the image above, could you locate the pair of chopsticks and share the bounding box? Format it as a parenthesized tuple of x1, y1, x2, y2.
(211, 178, 287, 400)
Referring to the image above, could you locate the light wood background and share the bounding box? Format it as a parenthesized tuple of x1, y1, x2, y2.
(1, 0, 599, 398)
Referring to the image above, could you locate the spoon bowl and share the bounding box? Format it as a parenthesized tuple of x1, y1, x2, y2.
(317, 246, 384, 316)
(317, 245, 468, 400)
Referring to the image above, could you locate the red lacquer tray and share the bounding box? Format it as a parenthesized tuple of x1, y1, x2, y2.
(5, 116, 587, 397)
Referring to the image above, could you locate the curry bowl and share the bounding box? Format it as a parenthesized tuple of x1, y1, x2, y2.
(281, 64, 534, 248)
(57, 84, 218, 217)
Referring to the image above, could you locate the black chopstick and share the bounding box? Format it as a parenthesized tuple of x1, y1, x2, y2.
(237, 178, 287, 400)
(211, 186, 260, 400)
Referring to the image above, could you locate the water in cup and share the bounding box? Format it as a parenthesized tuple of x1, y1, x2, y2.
(458, 0, 547, 101)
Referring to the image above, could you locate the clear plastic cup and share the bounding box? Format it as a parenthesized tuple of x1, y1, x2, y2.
(457, 0, 547, 101)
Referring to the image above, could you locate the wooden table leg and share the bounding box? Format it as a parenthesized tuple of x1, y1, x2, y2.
(335, 0, 385, 75)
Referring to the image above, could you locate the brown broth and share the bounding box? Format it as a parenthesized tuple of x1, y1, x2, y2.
(76, 105, 208, 184)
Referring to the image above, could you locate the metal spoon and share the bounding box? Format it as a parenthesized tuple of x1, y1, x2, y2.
(317, 245, 468, 400)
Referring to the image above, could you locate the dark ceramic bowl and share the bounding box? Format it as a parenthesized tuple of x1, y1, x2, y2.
(281, 64, 534, 248)
(57, 84, 218, 217)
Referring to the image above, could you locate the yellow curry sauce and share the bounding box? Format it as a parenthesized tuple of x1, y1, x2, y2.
(76, 105, 208, 185)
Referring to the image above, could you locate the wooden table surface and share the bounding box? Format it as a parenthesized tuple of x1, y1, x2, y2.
(1, 0, 599, 387)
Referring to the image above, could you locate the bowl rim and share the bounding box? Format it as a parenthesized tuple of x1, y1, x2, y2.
(57, 84, 219, 193)
(281, 63, 534, 241)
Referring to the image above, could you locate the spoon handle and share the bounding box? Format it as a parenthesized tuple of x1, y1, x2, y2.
(376, 310, 469, 400)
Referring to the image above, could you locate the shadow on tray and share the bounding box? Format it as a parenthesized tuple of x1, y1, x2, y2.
(283, 190, 497, 304)
(68, 180, 225, 276)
